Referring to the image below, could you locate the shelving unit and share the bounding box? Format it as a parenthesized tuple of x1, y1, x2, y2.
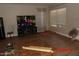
(17, 16, 37, 36)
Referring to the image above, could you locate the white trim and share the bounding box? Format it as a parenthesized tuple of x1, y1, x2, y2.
(6, 34, 18, 38)
(56, 32, 72, 38)
(54, 31, 79, 40)
(51, 30, 72, 38)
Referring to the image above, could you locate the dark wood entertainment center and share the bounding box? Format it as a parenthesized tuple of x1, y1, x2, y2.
(17, 16, 37, 36)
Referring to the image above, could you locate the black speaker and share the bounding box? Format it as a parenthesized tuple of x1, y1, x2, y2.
(0, 17, 5, 39)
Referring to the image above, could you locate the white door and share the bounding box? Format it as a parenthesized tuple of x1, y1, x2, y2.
(36, 11, 47, 32)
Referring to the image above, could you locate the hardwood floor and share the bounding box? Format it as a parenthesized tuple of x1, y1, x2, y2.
(0, 31, 79, 56)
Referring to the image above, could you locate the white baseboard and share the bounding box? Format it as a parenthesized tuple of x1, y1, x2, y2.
(56, 32, 72, 38)
(6, 34, 18, 38)
(51, 30, 72, 38)
(52, 31, 79, 41)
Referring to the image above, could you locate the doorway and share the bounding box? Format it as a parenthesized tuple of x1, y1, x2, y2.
(0, 17, 5, 39)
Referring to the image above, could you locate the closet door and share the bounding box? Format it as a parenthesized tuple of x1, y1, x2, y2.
(36, 9, 47, 32)
(40, 11, 47, 32)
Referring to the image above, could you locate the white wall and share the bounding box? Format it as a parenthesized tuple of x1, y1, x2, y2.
(0, 4, 49, 37)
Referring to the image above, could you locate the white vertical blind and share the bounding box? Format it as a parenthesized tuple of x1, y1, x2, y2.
(50, 10, 57, 26)
(50, 8, 66, 27)
(57, 8, 66, 25)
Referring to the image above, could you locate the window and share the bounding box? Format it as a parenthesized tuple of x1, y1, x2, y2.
(50, 8, 66, 28)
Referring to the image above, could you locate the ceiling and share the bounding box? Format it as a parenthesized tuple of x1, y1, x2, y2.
(15, 3, 62, 6)
(0, 3, 62, 6)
